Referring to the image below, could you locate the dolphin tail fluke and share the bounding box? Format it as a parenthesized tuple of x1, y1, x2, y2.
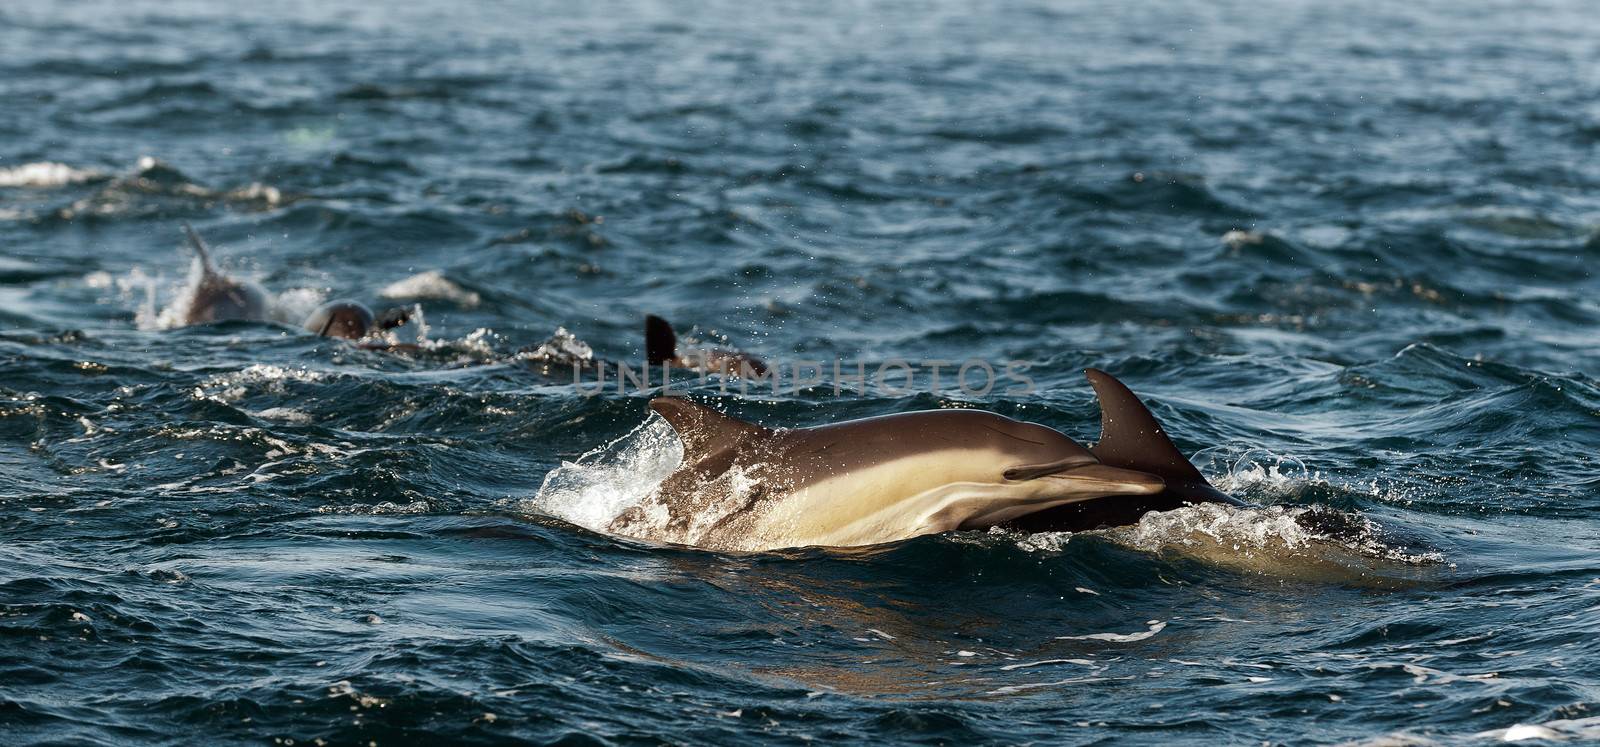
(180, 223, 219, 278)
(650, 397, 767, 459)
(1085, 368, 1245, 507)
(645, 315, 677, 365)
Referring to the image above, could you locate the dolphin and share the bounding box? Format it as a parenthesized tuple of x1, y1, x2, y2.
(179, 223, 271, 326)
(645, 314, 768, 377)
(302, 300, 412, 340)
(608, 389, 1169, 552)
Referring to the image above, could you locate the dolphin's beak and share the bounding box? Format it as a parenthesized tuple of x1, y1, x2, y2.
(1042, 463, 1166, 497)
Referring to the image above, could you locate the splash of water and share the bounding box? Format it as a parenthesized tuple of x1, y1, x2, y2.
(526, 415, 683, 532)
(1101, 502, 1446, 586)
(400, 303, 429, 343)
(518, 327, 595, 365)
(1191, 445, 1315, 497)
(192, 364, 329, 404)
(95, 259, 284, 332)
(273, 287, 331, 328)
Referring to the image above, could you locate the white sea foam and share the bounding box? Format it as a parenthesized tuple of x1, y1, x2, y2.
(454, 327, 501, 357)
(1115, 503, 1320, 555)
(193, 364, 328, 403)
(1220, 228, 1265, 249)
(1347, 716, 1600, 745)
(381, 322, 504, 364)
(1010, 528, 1071, 553)
(1057, 620, 1166, 643)
(272, 287, 329, 327)
(1094, 445, 1446, 575)
(45, 157, 290, 221)
(380, 270, 481, 308)
(1000, 658, 1098, 671)
(252, 407, 314, 423)
(1119, 501, 1441, 563)
(518, 326, 596, 364)
(986, 675, 1134, 695)
(94, 265, 186, 331)
(0, 161, 106, 188)
(1501, 724, 1561, 742)
(223, 182, 283, 206)
(316, 500, 432, 515)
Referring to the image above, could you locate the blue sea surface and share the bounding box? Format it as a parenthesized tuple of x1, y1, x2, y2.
(2, 0, 1599, 744)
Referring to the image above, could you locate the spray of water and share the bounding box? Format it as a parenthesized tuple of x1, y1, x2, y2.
(525, 416, 684, 532)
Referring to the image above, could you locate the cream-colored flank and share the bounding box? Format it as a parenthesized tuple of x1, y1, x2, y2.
(733, 449, 1068, 551)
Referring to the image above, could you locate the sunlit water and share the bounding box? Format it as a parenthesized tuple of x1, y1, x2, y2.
(3, 0, 1599, 744)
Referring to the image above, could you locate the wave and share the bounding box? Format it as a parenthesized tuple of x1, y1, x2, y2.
(1344, 716, 1600, 746)
(1100, 503, 1444, 586)
(192, 364, 332, 405)
(379, 270, 482, 308)
(35, 157, 290, 224)
(0, 162, 109, 188)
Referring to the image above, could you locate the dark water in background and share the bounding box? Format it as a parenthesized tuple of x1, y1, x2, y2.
(3, 0, 1600, 743)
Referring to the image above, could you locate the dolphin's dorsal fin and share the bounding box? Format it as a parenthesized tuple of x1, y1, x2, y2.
(181, 223, 219, 279)
(1085, 369, 1204, 482)
(645, 315, 677, 365)
(650, 397, 767, 459)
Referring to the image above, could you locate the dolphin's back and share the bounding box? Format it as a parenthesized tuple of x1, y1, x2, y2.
(185, 275, 271, 325)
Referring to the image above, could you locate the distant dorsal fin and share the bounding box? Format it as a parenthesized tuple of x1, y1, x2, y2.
(1085, 369, 1204, 482)
(650, 397, 768, 459)
(181, 223, 219, 278)
(645, 315, 677, 365)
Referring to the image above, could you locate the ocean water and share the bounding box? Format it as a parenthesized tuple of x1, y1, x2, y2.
(3, 0, 1599, 744)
